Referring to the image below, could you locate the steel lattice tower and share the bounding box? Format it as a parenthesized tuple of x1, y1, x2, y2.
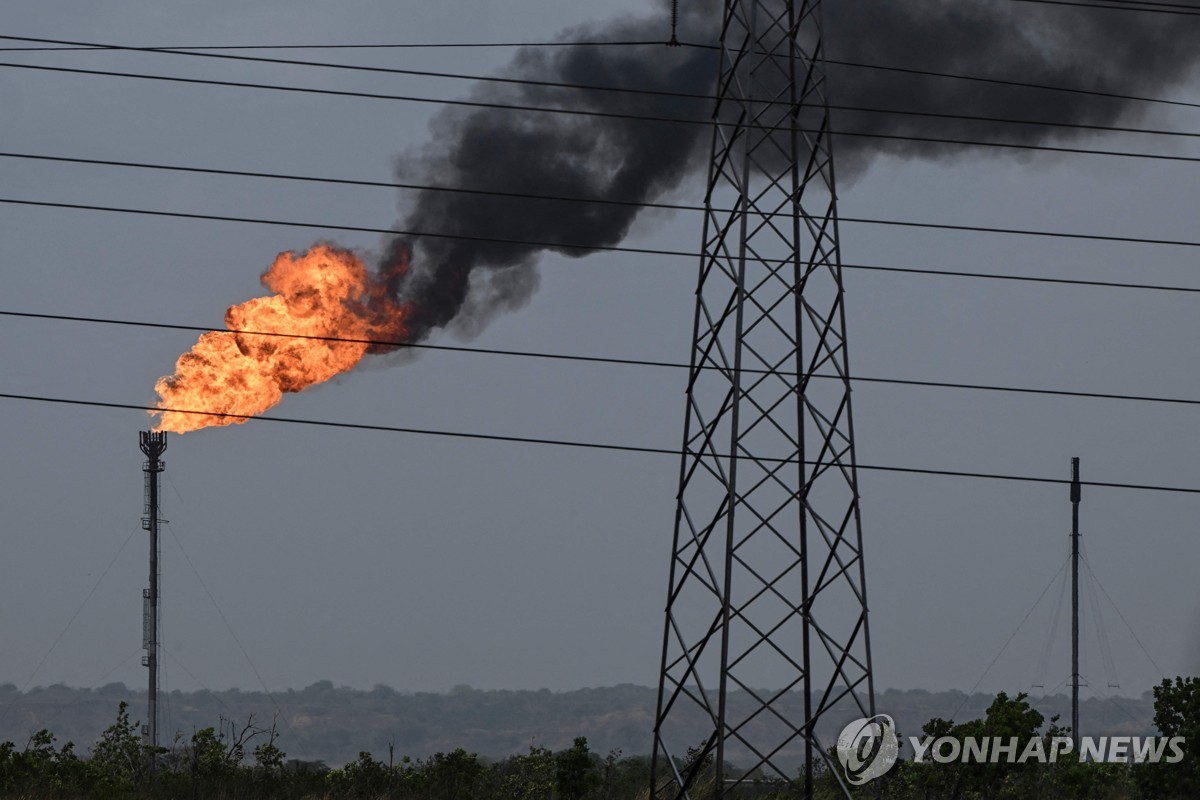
(651, 1, 873, 797)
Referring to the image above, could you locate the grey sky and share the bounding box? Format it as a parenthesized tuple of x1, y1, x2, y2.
(1, 0, 1198, 717)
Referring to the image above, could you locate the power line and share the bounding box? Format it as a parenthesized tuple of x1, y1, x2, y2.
(6, 152, 1200, 286)
(831, 104, 1200, 142)
(0, 39, 665, 52)
(0, 149, 706, 215)
(1093, 0, 1200, 7)
(0, 34, 727, 105)
(13, 149, 1200, 246)
(8, 196, 1200, 296)
(7, 308, 1200, 410)
(5, 196, 1200, 259)
(3, 60, 1200, 167)
(846, 261, 1200, 294)
(1012, 0, 1200, 15)
(10, 34, 1200, 113)
(690, 372, 1200, 409)
(820, 57, 1200, 113)
(13, 150, 1200, 243)
(1090, 0, 1200, 9)
(841, 215, 1200, 248)
(0, 59, 706, 125)
(830, 127, 1200, 167)
(0, 195, 704, 257)
(3, 390, 1200, 495)
(4, 34, 1200, 143)
(0, 309, 690, 370)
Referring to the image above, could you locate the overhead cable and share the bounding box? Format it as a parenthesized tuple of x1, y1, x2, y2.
(6, 308, 1200, 410)
(4, 390, 1200, 494)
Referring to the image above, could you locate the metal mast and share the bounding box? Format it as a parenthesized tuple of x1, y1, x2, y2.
(139, 430, 167, 754)
(1070, 456, 1081, 746)
(651, 1, 873, 797)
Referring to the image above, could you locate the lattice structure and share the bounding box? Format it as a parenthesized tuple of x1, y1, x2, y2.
(651, 1, 873, 797)
(139, 430, 167, 754)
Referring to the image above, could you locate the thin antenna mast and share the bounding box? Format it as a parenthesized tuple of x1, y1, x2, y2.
(1070, 456, 1081, 746)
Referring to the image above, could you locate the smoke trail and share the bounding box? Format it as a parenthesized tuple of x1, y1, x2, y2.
(825, 0, 1200, 170)
(384, 0, 1199, 341)
(387, 11, 714, 341)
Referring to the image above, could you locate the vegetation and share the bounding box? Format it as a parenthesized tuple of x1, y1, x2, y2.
(0, 682, 1155, 768)
(0, 705, 652, 800)
(0, 679, 1194, 798)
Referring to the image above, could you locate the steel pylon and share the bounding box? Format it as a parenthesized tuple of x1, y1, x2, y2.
(651, 1, 873, 797)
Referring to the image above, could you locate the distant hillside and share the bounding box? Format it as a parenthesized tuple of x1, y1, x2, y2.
(0, 682, 1156, 768)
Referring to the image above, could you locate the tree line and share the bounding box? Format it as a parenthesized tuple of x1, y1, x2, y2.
(0, 677, 1196, 799)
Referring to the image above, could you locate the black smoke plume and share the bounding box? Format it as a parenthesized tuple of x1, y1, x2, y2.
(382, 0, 1199, 342)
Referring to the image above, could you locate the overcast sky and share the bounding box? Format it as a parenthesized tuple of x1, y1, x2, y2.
(1, 0, 1198, 721)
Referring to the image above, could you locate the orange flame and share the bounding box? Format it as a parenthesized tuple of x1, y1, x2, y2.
(153, 244, 409, 434)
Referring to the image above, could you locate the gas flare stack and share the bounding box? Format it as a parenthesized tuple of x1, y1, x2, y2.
(138, 430, 167, 753)
(651, 1, 874, 798)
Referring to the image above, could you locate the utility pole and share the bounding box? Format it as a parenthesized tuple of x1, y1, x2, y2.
(1070, 456, 1081, 746)
(139, 430, 167, 758)
(650, 1, 873, 797)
